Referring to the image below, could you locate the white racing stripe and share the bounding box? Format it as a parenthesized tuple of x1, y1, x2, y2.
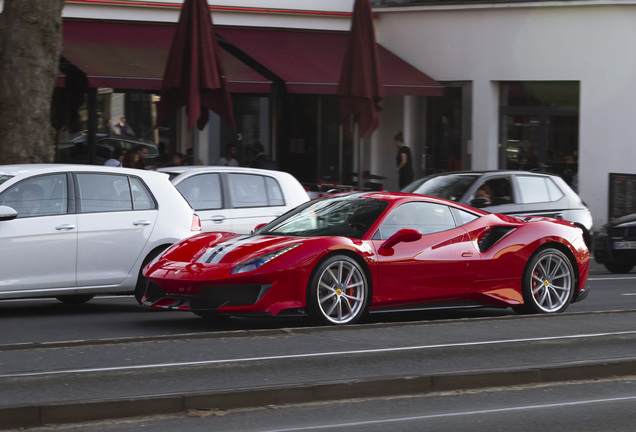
(2, 330, 636, 379)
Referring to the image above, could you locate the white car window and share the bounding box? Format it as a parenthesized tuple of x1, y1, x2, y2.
(546, 177, 565, 201)
(175, 173, 222, 210)
(265, 176, 285, 206)
(229, 174, 268, 208)
(130, 177, 156, 210)
(77, 173, 133, 212)
(0, 174, 67, 218)
(518, 176, 553, 203)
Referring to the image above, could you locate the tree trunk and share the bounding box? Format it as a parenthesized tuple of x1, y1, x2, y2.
(0, 0, 65, 164)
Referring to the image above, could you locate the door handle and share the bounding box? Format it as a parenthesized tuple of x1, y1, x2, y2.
(55, 224, 76, 230)
(133, 220, 152, 226)
(461, 252, 473, 257)
(205, 216, 226, 223)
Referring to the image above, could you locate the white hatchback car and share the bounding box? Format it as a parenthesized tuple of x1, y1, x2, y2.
(157, 166, 310, 233)
(0, 164, 200, 304)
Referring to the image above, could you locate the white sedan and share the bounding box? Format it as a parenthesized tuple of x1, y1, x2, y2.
(0, 164, 200, 304)
(157, 166, 310, 234)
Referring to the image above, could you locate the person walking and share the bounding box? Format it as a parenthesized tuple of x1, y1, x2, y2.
(394, 131, 414, 189)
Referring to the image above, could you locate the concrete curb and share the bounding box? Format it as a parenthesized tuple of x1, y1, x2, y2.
(3, 357, 636, 430)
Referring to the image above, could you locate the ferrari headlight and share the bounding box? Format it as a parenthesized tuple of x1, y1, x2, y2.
(231, 243, 301, 274)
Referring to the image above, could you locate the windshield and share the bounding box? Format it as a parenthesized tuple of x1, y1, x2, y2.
(402, 174, 480, 202)
(258, 195, 389, 239)
(0, 175, 14, 187)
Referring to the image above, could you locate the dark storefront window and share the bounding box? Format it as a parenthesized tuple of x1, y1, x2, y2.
(277, 94, 352, 187)
(425, 85, 466, 175)
(500, 81, 579, 190)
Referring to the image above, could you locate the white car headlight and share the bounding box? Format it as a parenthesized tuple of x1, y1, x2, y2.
(231, 243, 301, 274)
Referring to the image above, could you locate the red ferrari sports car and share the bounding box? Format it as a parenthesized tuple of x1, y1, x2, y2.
(142, 192, 590, 325)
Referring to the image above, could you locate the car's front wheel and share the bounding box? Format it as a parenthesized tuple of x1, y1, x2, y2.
(307, 255, 368, 326)
(516, 248, 575, 314)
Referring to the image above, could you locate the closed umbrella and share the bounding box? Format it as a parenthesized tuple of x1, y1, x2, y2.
(156, 0, 235, 162)
(337, 0, 383, 190)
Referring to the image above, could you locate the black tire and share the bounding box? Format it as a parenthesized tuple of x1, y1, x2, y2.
(515, 248, 575, 314)
(134, 247, 169, 304)
(306, 255, 368, 326)
(604, 261, 634, 274)
(55, 294, 95, 304)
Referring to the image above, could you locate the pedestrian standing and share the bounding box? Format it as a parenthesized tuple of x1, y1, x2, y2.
(395, 131, 414, 189)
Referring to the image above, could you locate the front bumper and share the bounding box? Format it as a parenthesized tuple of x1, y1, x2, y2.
(142, 282, 272, 312)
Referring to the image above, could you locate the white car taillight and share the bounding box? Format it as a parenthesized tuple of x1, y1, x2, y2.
(191, 214, 201, 231)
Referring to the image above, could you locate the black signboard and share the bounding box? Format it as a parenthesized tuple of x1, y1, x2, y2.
(609, 173, 636, 220)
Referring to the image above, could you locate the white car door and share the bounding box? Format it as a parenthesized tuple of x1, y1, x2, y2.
(173, 172, 233, 232)
(226, 173, 286, 233)
(75, 173, 156, 287)
(0, 173, 77, 291)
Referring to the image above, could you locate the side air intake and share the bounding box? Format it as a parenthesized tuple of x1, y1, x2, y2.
(478, 226, 516, 252)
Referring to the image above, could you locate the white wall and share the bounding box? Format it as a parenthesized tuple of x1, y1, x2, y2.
(375, 2, 636, 228)
(62, 0, 354, 30)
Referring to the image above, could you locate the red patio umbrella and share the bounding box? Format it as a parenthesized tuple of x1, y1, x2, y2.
(337, 0, 383, 189)
(156, 0, 235, 132)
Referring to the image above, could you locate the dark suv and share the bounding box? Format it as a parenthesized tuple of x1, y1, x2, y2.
(593, 213, 636, 273)
(403, 170, 593, 245)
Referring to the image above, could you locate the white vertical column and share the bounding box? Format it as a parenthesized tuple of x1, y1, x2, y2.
(471, 80, 499, 170)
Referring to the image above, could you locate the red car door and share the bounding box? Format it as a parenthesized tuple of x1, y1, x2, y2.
(370, 201, 481, 308)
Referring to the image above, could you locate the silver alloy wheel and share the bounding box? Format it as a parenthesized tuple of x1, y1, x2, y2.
(528, 250, 573, 312)
(315, 258, 366, 325)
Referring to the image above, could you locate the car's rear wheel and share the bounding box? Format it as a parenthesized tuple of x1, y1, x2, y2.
(55, 295, 95, 304)
(603, 261, 634, 274)
(307, 255, 368, 326)
(516, 248, 574, 314)
(134, 246, 169, 304)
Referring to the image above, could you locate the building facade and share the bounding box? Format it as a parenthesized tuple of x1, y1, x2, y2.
(51, 0, 636, 229)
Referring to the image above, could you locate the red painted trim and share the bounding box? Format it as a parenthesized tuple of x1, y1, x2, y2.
(66, 0, 353, 17)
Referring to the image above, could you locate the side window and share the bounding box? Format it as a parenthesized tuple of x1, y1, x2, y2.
(229, 174, 268, 208)
(517, 176, 555, 203)
(77, 173, 133, 212)
(377, 202, 456, 240)
(175, 174, 222, 210)
(451, 208, 479, 226)
(546, 178, 565, 201)
(474, 178, 514, 206)
(0, 174, 67, 218)
(130, 177, 156, 210)
(265, 177, 285, 206)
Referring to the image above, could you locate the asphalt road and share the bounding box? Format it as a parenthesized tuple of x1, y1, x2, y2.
(18, 378, 636, 432)
(1, 261, 635, 430)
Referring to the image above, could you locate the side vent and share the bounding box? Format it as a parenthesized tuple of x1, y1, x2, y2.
(478, 226, 516, 252)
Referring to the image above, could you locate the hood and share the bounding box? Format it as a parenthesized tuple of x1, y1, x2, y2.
(193, 234, 308, 265)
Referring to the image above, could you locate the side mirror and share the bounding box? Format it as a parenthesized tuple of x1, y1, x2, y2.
(380, 228, 422, 250)
(252, 223, 267, 234)
(470, 197, 491, 208)
(0, 205, 18, 221)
